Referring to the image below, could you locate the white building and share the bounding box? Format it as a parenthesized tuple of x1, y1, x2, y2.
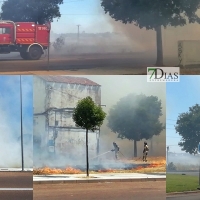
(33, 76, 101, 161)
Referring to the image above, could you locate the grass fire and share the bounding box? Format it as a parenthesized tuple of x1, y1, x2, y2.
(33, 157, 166, 175)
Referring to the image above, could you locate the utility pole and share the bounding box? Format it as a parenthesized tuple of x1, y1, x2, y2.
(167, 146, 169, 167)
(20, 75, 24, 171)
(77, 25, 81, 42)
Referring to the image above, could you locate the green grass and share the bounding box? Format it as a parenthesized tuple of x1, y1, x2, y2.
(166, 174, 199, 193)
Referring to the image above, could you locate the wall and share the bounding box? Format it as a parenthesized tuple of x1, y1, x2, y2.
(46, 82, 101, 109)
(178, 40, 200, 66)
(33, 77, 101, 161)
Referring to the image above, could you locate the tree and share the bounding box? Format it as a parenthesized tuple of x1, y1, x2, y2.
(101, 0, 200, 66)
(72, 97, 106, 177)
(107, 94, 164, 157)
(0, 0, 63, 24)
(175, 104, 200, 154)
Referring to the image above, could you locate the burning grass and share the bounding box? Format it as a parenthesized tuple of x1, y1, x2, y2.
(33, 167, 82, 175)
(33, 157, 166, 175)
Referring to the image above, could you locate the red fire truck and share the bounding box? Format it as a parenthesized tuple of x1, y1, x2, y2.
(0, 20, 50, 60)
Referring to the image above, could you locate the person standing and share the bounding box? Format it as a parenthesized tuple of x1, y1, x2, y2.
(143, 141, 149, 162)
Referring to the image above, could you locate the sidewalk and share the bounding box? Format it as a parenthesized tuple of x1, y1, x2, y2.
(33, 172, 166, 184)
(0, 168, 33, 172)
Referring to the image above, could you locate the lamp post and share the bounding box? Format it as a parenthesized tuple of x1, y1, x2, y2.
(20, 75, 24, 171)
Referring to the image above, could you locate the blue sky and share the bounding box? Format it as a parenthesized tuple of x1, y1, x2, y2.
(0, 75, 33, 139)
(166, 76, 200, 153)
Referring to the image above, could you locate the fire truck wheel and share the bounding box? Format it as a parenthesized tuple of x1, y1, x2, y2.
(28, 46, 42, 60)
(20, 51, 30, 60)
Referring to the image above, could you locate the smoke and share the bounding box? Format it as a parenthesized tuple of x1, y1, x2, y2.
(168, 153, 200, 167)
(49, 32, 142, 56)
(33, 76, 165, 169)
(100, 5, 200, 58)
(0, 76, 33, 168)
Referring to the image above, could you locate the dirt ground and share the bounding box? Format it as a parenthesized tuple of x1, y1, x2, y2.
(0, 52, 199, 75)
(33, 181, 166, 200)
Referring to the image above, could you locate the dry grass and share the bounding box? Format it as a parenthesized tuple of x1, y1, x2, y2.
(33, 157, 166, 175)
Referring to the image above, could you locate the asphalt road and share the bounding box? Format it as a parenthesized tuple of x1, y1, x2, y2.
(167, 193, 200, 200)
(33, 181, 166, 200)
(167, 171, 200, 177)
(0, 172, 33, 200)
(0, 52, 181, 75)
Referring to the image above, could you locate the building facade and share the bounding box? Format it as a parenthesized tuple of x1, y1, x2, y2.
(33, 76, 101, 161)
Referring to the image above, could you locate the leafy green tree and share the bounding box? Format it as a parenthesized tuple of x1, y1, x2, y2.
(107, 94, 164, 157)
(72, 96, 106, 177)
(101, 0, 200, 66)
(0, 0, 63, 24)
(175, 104, 200, 154)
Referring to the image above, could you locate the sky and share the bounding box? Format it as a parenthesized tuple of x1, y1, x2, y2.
(166, 75, 200, 153)
(51, 0, 112, 33)
(0, 75, 33, 168)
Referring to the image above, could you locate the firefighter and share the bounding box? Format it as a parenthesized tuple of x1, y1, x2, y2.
(111, 142, 120, 160)
(143, 141, 149, 162)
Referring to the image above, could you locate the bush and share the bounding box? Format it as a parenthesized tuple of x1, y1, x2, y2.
(167, 162, 177, 171)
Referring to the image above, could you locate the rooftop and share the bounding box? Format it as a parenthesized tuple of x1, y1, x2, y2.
(37, 76, 100, 86)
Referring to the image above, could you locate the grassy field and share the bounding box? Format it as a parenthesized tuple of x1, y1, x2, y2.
(166, 174, 199, 193)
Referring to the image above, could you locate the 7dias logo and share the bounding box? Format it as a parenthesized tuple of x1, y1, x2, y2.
(147, 67, 180, 82)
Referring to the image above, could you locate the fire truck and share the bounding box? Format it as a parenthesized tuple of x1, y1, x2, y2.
(0, 20, 50, 60)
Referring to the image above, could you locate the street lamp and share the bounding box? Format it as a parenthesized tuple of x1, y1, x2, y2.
(20, 75, 24, 171)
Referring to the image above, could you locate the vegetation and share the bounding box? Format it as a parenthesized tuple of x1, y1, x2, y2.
(175, 104, 200, 154)
(107, 94, 164, 157)
(73, 96, 106, 177)
(167, 174, 199, 193)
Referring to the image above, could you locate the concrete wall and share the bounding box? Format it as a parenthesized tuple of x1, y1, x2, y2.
(53, 128, 97, 159)
(33, 76, 46, 113)
(47, 82, 101, 109)
(178, 40, 200, 66)
(33, 76, 101, 159)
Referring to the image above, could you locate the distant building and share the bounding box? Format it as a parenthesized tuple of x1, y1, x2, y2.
(33, 76, 101, 160)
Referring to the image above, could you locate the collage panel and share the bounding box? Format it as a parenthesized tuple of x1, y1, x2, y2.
(0, 0, 200, 199)
(166, 76, 200, 200)
(0, 75, 33, 200)
(0, 1, 200, 75)
(33, 75, 166, 200)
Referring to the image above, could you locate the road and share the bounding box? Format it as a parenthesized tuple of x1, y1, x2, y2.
(167, 171, 199, 177)
(167, 193, 200, 200)
(0, 172, 33, 200)
(0, 52, 187, 75)
(33, 181, 166, 200)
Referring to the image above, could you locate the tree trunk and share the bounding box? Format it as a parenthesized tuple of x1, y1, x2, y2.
(155, 26, 164, 66)
(86, 129, 89, 177)
(134, 140, 137, 157)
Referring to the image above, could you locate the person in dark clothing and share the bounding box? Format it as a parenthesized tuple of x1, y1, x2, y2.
(143, 141, 149, 162)
(111, 142, 120, 159)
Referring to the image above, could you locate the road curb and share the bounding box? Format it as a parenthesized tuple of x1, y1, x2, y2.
(167, 190, 200, 195)
(33, 178, 166, 184)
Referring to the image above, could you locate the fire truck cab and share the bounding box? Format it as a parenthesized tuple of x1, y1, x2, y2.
(0, 21, 50, 60)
